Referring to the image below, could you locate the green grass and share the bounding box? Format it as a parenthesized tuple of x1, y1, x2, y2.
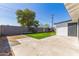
(26, 32, 56, 39)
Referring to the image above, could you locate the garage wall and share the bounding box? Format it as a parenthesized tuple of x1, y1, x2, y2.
(56, 23, 68, 36)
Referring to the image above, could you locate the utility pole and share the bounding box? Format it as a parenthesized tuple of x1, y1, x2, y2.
(51, 15, 54, 28)
(51, 14, 55, 32)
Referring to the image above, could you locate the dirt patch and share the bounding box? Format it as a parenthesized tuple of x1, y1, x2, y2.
(7, 35, 27, 46)
(7, 35, 26, 41)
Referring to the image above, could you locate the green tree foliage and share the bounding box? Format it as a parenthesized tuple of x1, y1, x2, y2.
(33, 20, 39, 28)
(44, 24, 49, 28)
(16, 9, 39, 28)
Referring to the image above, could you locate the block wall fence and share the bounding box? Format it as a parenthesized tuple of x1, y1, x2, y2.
(0, 25, 51, 36)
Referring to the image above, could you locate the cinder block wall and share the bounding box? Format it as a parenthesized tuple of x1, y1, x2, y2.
(0, 25, 29, 36)
(0, 26, 1, 36)
(0, 25, 51, 36)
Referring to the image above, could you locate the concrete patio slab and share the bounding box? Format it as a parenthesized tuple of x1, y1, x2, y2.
(17, 36, 39, 47)
(11, 36, 79, 56)
(12, 44, 38, 56)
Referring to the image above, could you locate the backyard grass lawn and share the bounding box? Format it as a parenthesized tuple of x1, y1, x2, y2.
(26, 32, 56, 39)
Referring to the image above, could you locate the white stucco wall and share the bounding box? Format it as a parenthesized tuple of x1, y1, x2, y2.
(56, 23, 68, 36)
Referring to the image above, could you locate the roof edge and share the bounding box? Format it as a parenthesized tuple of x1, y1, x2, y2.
(54, 20, 72, 25)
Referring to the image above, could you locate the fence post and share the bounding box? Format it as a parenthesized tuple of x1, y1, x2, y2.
(0, 25, 2, 36)
(0, 25, 1, 36)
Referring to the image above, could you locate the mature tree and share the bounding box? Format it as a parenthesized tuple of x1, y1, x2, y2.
(16, 9, 39, 28)
(44, 24, 49, 28)
(33, 20, 39, 28)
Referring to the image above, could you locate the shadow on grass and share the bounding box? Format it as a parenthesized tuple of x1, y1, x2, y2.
(0, 36, 13, 56)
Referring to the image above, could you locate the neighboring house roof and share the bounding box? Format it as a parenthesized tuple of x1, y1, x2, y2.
(54, 20, 72, 25)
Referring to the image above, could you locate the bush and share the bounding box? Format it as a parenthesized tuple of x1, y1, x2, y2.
(29, 27, 37, 33)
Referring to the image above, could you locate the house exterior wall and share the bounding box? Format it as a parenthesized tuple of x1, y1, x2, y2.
(64, 3, 79, 38)
(78, 20, 79, 38)
(68, 23, 77, 36)
(56, 23, 68, 36)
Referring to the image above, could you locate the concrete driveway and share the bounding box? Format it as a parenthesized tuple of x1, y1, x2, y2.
(10, 36, 79, 56)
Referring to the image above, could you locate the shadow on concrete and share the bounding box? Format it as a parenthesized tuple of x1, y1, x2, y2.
(0, 36, 13, 56)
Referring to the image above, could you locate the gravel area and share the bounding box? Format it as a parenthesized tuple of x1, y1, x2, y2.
(0, 36, 13, 56)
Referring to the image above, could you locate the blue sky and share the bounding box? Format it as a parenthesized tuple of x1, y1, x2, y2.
(0, 3, 71, 26)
